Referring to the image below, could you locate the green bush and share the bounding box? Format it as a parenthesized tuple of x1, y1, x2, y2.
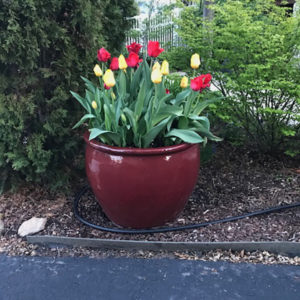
(177, 0, 300, 156)
(160, 46, 193, 73)
(0, 0, 137, 193)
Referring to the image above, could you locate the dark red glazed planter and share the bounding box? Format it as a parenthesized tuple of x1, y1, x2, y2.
(84, 131, 200, 229)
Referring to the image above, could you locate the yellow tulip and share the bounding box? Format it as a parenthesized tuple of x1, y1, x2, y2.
(103, 69, 116, 87)
(151, 68, 162, 84)
(118, 54, 128, 70)
(152, 61, 161, 71)
(180, 76, 188, 88)
(191, 53, 200, 69)
(161, 60, 169, 75)
(92, 101, 97, 109)
(93, 64, 103, 77)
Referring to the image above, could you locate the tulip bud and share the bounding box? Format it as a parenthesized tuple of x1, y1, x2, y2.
(92, 101, 97, 109)
(121, 113, 127, 123)
(191, 53, 200, 69)
(93, 64, 103, 77)
(152, 61, 161, 71)
(118, 54, 128, 70)
(180, 76, 188, 88)
(161, 60, 169, 75)
(151, 68, 162, 84)
(103, 69, 116, 88)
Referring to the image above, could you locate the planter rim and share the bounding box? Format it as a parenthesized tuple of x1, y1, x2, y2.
(84, 131, 195, 156)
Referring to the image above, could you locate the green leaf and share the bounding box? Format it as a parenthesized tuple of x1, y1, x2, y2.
(118, 71, 127, 98)
(72, 114, 95, 129)
(193, 99, 219, 115)
(189, 115, 210, 130)
(130, 64, 143, 96)
(152, 105, 183, 126)
(134, 79, 146, 119)
(103, 104, 111, 131)
(81, 76, 96, 94)
(143, 117, 171, 148)
(165, 129, 204, 143)
(70, 91, 89, 112)
(192, 121, 222, 141)
(89, 128, 111, 140)
(172, 89, 192, 105)
(123, 107, 137, 134)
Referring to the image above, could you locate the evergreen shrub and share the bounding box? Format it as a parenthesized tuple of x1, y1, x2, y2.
(0, 0, 137, 192)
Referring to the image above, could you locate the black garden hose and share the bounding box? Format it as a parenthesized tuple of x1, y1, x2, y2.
(74, 185, 300, 234)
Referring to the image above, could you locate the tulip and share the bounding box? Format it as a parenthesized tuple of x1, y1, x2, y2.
(180, 76, 188, 88)
(104, 83, 111, 90)
(165, 88, 170, 94)
(152, 61, 161, 71)
(126, 52, 140, 68)
(118, 54, 128, 70)
(93, 64, 103, 77)
(110, 57, 119, 71)
(148, 41, 164, 57)
(190, 74, 212, 92)
(203, 73, 212, 87)
(190, 53, 200, 69)
(190, 76, 203, 92)
(92, 101, 97, 109)
(97, 47, 111, 62)
(161, 60, 169, 75)
(151, 68, 162, 84)
(126, 42, 142, 54)
(103, 69, 116, 88)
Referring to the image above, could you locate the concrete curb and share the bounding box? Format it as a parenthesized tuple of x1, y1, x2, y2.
(27, 235, 300, 256)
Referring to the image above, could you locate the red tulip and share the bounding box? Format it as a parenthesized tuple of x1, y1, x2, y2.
(166, 88, 170, 94)
(147, 41, 164, 57)
(203, 74, 212, 88)
(110, 57, 119, 71)
(126, 42, 142, 54)
(97, 47, 111, 62)
(126, 52, 140, 68)
(190, 74, 212, 92)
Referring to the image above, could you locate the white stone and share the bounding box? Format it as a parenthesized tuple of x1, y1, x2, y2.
(18, 217, 47, 237)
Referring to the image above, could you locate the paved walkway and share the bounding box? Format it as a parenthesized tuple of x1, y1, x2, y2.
(0, 255, 299, 300)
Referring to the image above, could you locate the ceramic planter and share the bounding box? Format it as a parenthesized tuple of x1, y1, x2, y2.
(84, 131, 200, 229)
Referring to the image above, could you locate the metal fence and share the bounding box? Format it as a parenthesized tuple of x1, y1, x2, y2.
(126, 14, 180, 50)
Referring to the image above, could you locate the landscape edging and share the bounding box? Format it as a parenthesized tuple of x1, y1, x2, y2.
(26, 235, 300, 257)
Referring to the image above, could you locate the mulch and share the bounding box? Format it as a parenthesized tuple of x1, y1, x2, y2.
(0, 142, 299, 262)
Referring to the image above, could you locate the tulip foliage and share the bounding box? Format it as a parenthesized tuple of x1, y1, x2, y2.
(71, 41, 221, 148)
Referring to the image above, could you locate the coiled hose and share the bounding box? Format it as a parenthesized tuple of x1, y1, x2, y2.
(74, 185, 300, 234)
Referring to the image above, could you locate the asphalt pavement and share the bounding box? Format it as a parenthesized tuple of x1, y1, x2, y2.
(0, 255, 299, 300)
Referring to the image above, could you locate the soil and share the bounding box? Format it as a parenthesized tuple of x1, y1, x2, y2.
(0, 142, 299, 264)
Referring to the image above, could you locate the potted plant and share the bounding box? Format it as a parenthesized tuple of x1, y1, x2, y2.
(71, 41, 221, 229)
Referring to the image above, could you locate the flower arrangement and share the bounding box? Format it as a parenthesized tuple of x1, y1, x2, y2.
(71, 41, 221, 148)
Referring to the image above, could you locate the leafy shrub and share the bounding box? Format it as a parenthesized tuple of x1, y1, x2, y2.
(177, 0, 300, 156)
(0, 0, 137, 193)
(160, 46, 194, 73)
